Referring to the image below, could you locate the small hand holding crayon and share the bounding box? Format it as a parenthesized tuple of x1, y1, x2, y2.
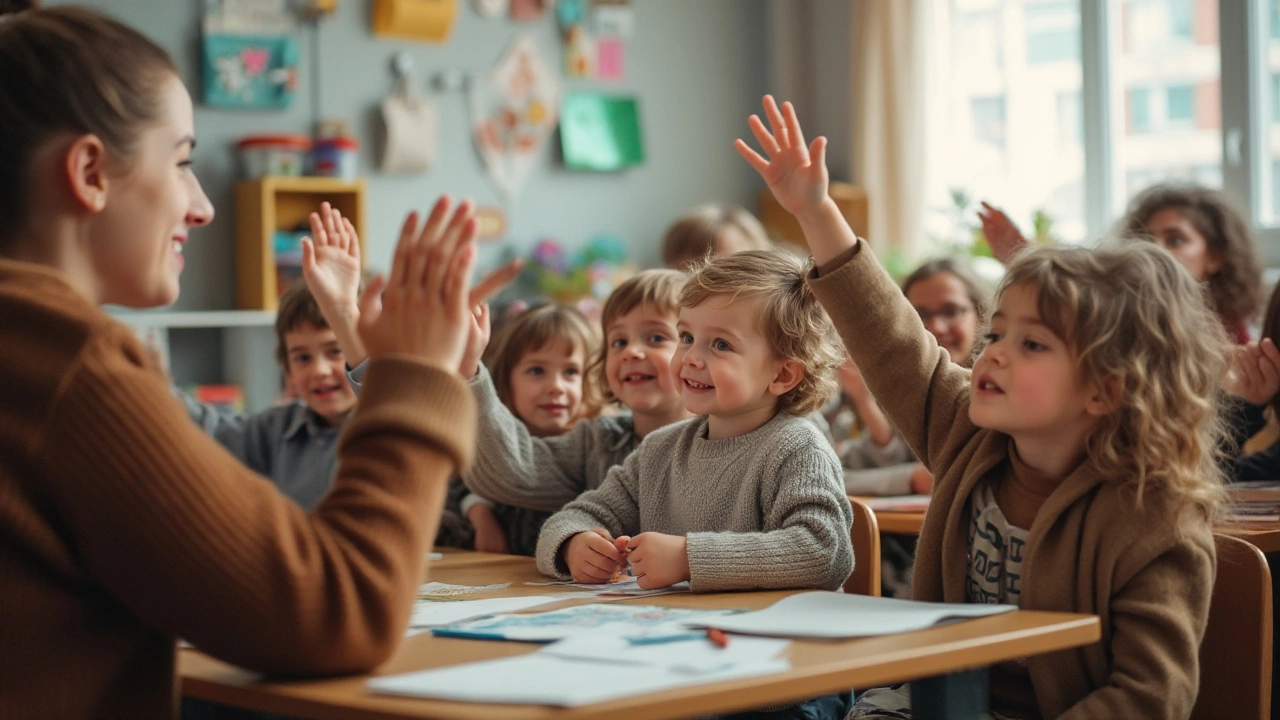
(564, 528, 627, 583)
(626, 532, 690, 590)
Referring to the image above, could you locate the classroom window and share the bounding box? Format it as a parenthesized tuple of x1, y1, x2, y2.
(1129, 88, 1152, 134)
(1166, 85, 1194, 126)
(1273, 74, 1280, 125)
(1026, 1, 1080, 64)
(1168, 0, 1193, 39)
(958, 9, 1004, 73)
(972, 96, 1008, 147)
(1057, 90, 1083, 145)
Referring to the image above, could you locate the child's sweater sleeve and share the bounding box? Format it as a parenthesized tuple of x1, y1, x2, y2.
(1051, 521, 1214, 720)
(684, 442, 854, 592)
(534, 451, 644, 579)
(807, 242, 978, 474)
(463, 364, 599, 512)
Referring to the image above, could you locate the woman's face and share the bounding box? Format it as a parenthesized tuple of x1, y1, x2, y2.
(1143, 207, 1221, 282)
(906, 272, 980, 365)
(89, 73, 213, 307)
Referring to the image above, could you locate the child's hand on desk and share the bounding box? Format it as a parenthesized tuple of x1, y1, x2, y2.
(356, 197, 479, 373)
(625, 532, 689, 589)
(466, 504, 509, 554)
(1227, 339, 1280, 407)
(564, 528, 626, 583)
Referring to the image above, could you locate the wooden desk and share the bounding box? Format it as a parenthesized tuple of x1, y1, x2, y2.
(181, 553, 1099, 720)
(1219, 523, 1280, 554)
(851, 496, 927, 536)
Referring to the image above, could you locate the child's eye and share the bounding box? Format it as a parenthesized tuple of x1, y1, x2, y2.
(713, 339, 732, 352)
(1023, 340, 1047, 352)
(609, 338, 627, 350)
(648, 333, 671, 344)
(526, 366, 545, 376)
(293, 354, 311, 364)
(983, 332, 1001, 343)
(679, 332, 693, 344)
(565, 367, 580, 377)
(328, 348, 344, 359)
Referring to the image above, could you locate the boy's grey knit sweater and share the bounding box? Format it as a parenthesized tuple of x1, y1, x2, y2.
(462, 364, 638, 512)
(536, 412, 855, 592)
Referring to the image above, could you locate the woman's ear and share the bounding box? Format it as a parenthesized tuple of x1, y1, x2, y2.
(768, 359, 805, 398)
(63, 134, 109, 213)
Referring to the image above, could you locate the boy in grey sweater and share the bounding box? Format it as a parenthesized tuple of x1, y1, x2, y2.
(537, 250, 855, 592)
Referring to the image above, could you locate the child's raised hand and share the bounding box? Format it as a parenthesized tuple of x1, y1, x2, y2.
(564, 528, 626, 583)
(735, 95, 829, 219)
(1227, 338, 1280, 406)
(459, 302, 491, 379)
(978, 201, 1030, 266)
(302, 202, 362, 313)
(625, 532, 689, 589)
(355, 196, 478, 373)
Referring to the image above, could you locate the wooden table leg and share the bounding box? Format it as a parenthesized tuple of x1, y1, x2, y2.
(911, 667, 989, 720)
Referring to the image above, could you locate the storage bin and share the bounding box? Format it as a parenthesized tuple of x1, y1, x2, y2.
(311, 137, 359, 179)
(236, 135, 312, 179)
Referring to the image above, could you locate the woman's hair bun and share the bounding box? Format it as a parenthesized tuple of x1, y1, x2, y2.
(0, 0, 39, 17)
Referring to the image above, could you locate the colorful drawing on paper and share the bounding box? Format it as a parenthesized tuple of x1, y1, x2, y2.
(433, 603, 727, 642)
(595, 37, 624, 81)
(559, 92, 644, 171)
(469, 33, 560, 201)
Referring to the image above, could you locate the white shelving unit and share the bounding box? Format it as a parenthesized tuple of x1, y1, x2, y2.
(110, 309, 281, 413)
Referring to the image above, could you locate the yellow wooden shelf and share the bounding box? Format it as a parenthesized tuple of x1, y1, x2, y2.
(235, 176, 366, 311)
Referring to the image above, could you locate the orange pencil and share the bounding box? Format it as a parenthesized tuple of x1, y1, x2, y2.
(706, 627, 730, 649)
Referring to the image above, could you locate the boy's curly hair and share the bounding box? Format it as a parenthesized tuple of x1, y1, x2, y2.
(488, 303, 602, 421)
(679, 249, 843, 416)
(589, 269, 687, 406)
(1000, 242, 1230, 515)
(1117, 183, 1263, 327)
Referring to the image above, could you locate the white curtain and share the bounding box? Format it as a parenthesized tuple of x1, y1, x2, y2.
(850, 0, 930, 259)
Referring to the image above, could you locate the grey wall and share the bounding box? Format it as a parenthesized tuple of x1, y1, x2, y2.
(52, 0, 771, 310)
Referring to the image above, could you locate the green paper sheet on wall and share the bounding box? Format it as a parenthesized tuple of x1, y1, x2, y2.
(560, 93, 644, 171)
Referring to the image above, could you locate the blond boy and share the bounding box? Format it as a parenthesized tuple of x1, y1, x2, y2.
(536, 250, 854, 591)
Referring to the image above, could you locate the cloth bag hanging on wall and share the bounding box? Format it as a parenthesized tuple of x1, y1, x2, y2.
(381, 62, 438, 173)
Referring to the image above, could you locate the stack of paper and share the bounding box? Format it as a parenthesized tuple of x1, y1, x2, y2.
(431, 603, 729, 642)
(525, 578, 692, 597)
(685, 591, 1016, 639)
(409, 596, 564, 629)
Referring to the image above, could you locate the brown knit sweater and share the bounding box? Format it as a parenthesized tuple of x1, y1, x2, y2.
(0, 259, 476, 719)
(809, 243, 1215, 720)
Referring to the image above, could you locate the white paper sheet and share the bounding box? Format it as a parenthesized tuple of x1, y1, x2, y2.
(409, 596, 563, 628)
(540, 634, 790, 674)
(368, 653, 789, 706)
(524, 579, 691, 597)
(685, 591, 1016, 639)
(431, 603, 729, 642)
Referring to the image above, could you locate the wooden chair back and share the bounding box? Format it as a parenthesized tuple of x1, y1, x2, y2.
(1191, 533, 1272, 720)
(844, 497, 882, 596)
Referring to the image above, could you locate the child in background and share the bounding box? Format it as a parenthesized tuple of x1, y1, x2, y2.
(181, 279, 357, 510)
(743, 95, 1228, 718)
(461, 303, 602, 556)
(662, 203, 772, 271)
(463, 269, 692, 512)
(537, 249, 853, 594)
(981, 184, 1263, 342)
(1230, 280, 1280, 481)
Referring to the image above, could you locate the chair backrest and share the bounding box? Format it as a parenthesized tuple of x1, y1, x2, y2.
(844, 497, 881, 596)
(1191, 533, 1272, 720)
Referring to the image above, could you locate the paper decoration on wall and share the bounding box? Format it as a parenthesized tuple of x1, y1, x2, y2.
(203, 34, 299, 109)
(473, 0, 508, 17)
(560, 93, 643, 171)
(591, 0, 633, 37)
(381, 53, 438, 173)
(202, 0, 299, 109)
(509, 0, 549, 21)
(469, 33, 560, 201)
(555, 0, 584, 29)
(596, 37, 624, 81)
(475, 206, 508, 240)
(564, 25, 593, 79)
(372, 0, 458, 42)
